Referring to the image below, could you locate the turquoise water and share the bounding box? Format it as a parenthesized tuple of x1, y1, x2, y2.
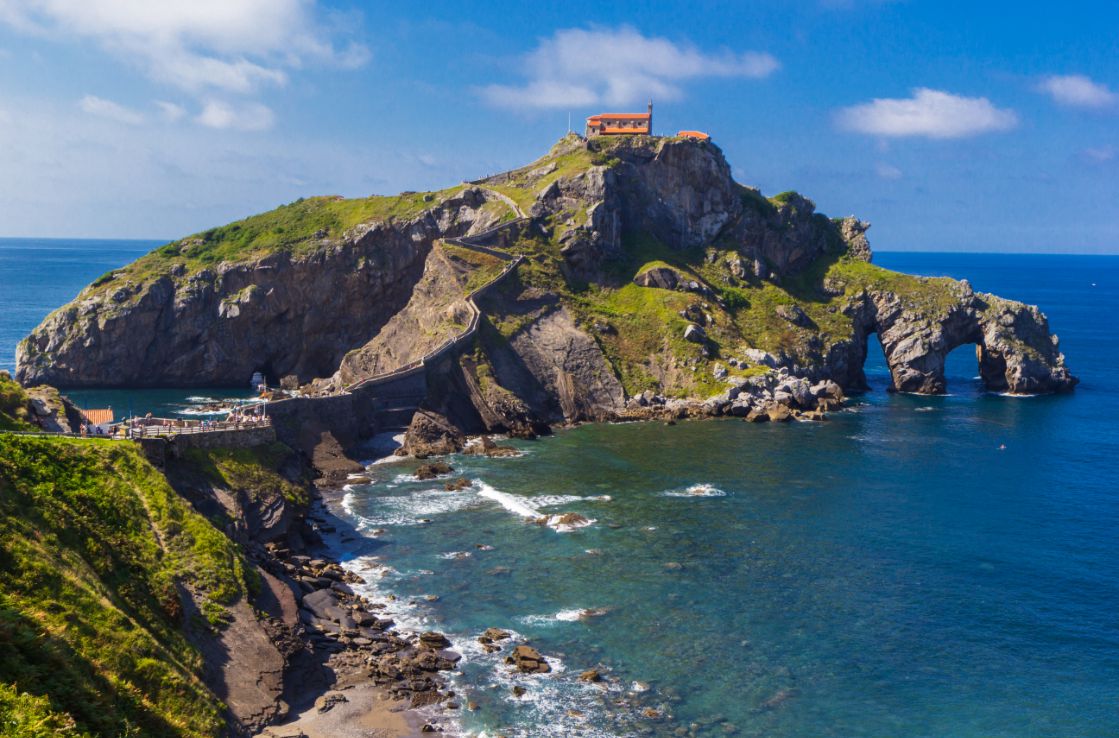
(3, 239, 1118, 735)
(336, 253, 1119, 737)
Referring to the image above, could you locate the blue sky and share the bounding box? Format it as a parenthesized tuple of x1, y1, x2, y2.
(0, 1, 1116, 252)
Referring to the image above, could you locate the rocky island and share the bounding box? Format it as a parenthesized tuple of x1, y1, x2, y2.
(18, 134, 1076, 453)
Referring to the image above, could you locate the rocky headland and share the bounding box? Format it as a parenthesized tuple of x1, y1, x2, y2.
(17, 133, 1076, 453)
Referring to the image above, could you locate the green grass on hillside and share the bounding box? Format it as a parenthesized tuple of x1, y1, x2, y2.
(0, 682, 91, 737)
(0, 375, 35, 432)
(83, 189, 458, 303)
(0, 435, 244, 737)
(823, 256, 964, 315)
(483, 134, 616, 213)
(181, 443, 309, 507)
(440, 242, 510, 295)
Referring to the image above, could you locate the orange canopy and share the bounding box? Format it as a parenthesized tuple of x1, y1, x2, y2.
(80, 408, 114, 425)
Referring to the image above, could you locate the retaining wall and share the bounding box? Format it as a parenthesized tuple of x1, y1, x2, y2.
(137, 424, 276, 465)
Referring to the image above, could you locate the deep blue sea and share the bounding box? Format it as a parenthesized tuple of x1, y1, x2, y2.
(2, 238, 1118, 736)
(0, 238, 254, 415)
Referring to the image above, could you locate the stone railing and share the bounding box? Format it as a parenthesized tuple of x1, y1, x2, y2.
(127, 417, 272, 438)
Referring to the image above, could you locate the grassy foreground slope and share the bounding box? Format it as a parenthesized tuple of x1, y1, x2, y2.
(0, 435, 252, 737)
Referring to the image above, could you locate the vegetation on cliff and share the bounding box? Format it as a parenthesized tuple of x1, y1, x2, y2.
(76, 188, 459, 311)
(0, 374, 36, 431)
(181, 442, 310, 506)
(18, 132, 1075, 401)
(0, 435, 254, 737)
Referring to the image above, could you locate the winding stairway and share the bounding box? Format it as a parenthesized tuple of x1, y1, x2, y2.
(339, 214, 528, 430)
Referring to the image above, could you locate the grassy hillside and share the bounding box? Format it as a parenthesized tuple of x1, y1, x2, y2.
(0, 374, 36, 432)
(79, 188, 459, 306)
(0, 435, 253, 737)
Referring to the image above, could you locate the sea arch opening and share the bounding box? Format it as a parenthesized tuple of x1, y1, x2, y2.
(857, 322, 1007, 395)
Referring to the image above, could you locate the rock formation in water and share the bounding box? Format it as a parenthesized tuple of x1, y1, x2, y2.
(17, 134, 1076, 446)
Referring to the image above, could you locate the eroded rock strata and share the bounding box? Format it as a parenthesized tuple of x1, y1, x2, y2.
(18, 134, 1076, 449)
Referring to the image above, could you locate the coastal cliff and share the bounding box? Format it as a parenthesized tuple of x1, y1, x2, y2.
(17, 134, 1076, 444)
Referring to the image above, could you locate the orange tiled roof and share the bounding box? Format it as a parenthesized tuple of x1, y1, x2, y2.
(590, 112, 653, 123)
(586, 113, 651, 121)
(677, 130, 710, 140)
(80, 408, 114, 425)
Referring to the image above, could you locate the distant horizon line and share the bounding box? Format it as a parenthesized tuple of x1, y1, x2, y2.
(0, 235, 1116, 257)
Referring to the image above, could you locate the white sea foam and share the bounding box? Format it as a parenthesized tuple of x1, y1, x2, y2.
(346, 485, 481, 528)
(915, 406, 936, 412)
(476, 482, 596, 532)
(439, 551, 472, 560)
(321, 501, 641, 738)
(662, 483, 726, 498)
(530, 494, 611, 507)
(516, 609, 584, 626)
(516, 608, 607, 626)
(463, 632, 644, 738)
(370, 454, 406, 466)
(476, 481, 540, 518)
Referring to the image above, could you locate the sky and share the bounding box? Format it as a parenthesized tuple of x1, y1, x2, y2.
(0, 1, 1116, 253)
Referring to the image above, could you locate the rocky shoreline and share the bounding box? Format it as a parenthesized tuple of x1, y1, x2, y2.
(403, 364, 848, 457)
(306, 431, 769, 738)
(257, 487, 464, 737)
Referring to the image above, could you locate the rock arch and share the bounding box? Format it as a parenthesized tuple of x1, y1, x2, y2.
(839, 282, 1077, 395)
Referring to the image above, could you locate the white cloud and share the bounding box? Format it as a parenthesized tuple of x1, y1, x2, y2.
(78, 94, 145, 125)
(875, 162, 902, 180)
(1082, 145, 1116, 163)
(196, 100, 274, 131)
(1036, 75, 1117, 109)
(155, 100, 186, 122)
(836, 88, 1018, 139)
(479, 26, 778, 110)
(0, 1, 368, 94)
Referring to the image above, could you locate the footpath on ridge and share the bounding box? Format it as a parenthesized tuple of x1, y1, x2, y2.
(266, 205, 529, 445)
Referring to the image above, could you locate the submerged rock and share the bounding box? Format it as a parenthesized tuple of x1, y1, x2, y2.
(415, 461, 453, 480)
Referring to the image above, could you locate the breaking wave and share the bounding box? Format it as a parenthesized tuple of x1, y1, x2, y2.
(662, 483, 726, 498)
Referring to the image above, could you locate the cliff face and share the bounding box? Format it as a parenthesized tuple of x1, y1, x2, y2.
(17, 189, 505, 388)
(17, 134, 1076, 438)
(0, 371, 81, 432)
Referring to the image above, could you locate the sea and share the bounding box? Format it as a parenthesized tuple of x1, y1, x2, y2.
(0, 238, 254, 415)
(2, 237, 1118, 737)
